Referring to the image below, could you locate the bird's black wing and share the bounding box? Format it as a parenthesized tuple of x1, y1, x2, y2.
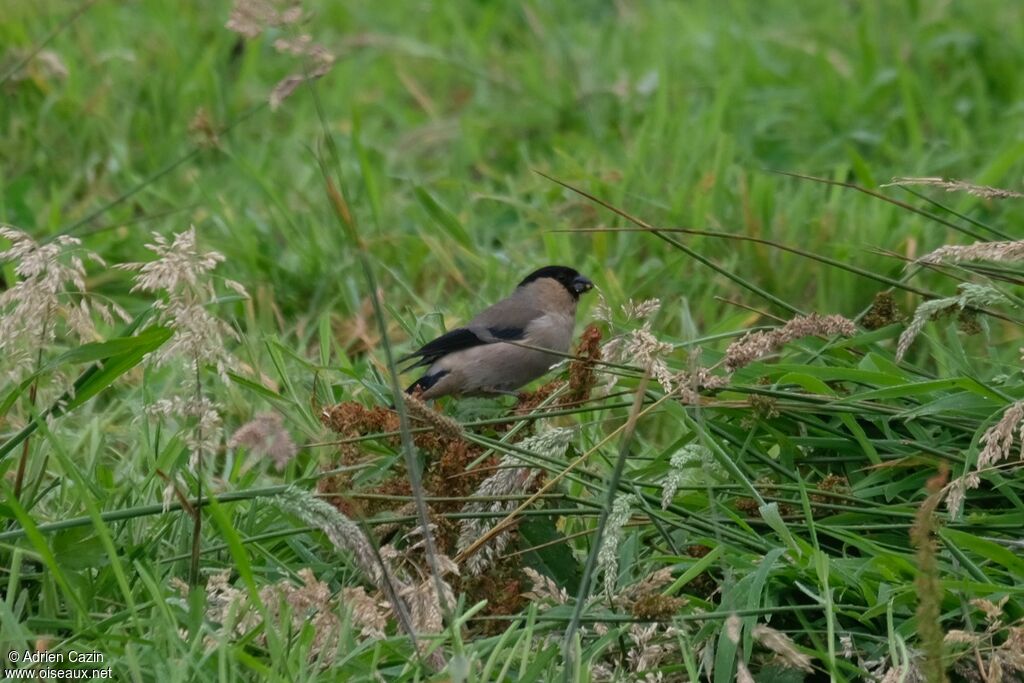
(399, 325, 525, 369)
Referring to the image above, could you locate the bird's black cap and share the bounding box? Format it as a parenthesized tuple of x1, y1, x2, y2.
(518, 265, 594, 299)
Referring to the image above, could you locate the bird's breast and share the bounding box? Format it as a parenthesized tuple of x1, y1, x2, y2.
(525, 311, 575, 353)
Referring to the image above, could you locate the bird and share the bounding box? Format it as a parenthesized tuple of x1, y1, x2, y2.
(401, 265, 594, 400)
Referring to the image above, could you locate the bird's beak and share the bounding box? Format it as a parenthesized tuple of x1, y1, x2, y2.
(572, 275, 594, 294)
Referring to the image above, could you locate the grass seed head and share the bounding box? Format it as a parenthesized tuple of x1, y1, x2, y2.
(896, 283, 1012, 361)
(272, 486, 389, 589)
(225, 0, 303, 39)
(883, 176, 1024, 200)
(917, 240, 1024, 266)
(751, 624, 813, 672)
(229, 412, 298, 470)
(0, 227, 109, 381)
(599, 493, 637, 599)
(456, 427, 572, 574)
(724, 313, 856, 372)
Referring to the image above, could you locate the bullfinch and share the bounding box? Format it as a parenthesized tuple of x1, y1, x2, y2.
(401, 265, 594, 399)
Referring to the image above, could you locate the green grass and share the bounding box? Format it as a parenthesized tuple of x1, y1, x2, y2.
(3, 0, 1024, 680)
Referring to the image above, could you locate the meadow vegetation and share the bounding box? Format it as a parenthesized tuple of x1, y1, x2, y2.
(3, 1, 1024, 680)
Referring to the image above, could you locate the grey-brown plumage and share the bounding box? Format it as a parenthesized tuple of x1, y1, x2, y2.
(402, 266, 594, 400)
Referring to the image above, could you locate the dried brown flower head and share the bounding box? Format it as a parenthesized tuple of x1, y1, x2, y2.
(341, 586, 388, 639)
(320, 401, 400, 441)
(617, 568, 686, 620)
(400, 574, 454, 636)
(603, 321, 675, 392)
(194, 568, 380, 662)
(562, 323, 603, 406)
(188, 107, 221, 149)
(862, 291, 902, 330)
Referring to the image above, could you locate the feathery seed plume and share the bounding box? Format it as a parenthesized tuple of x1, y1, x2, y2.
(225, 0, 303, 39)
(119, 226, 242, 382)
(0, 227, 119, 382)
(229, 412, 299, 470)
